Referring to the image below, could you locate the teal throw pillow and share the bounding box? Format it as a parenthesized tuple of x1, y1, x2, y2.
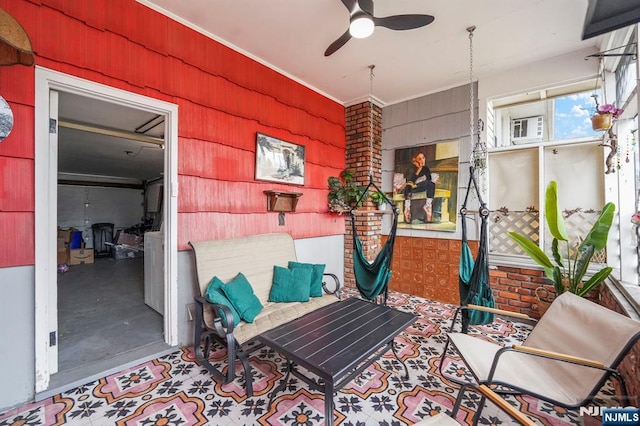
(288, 261, 326, 297)
(204, 276, 241, 327)
(269, 265, 312, 303)
(220, 273, 263, 323)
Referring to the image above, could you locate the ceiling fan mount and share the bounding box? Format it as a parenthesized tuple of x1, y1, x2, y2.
(324, 0, 434, 57)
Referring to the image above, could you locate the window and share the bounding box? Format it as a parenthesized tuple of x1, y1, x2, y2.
(488, 82, 607, 261)
(511, 116, 543, 142)
(512, 118, 527, 139)
(491, 85, 602, 148)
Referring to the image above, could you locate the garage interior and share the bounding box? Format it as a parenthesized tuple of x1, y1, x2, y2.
(51, 91, 171, 391)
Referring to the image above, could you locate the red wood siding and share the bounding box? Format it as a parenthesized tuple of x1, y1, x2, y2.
(0, 9, 36, 266)
(0, 212, 34, 266)
(0, 0, 347, 266)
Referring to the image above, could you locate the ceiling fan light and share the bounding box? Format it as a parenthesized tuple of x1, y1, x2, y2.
(349, 15, 374, 38)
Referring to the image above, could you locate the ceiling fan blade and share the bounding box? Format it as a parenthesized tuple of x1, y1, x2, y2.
(324, 30, 352, 56)
(340, 0, 357, 12)
(358, 0, 373, 15)
(374, 14, 434, 30)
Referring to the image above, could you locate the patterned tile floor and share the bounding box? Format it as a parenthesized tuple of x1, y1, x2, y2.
(0, 289, 614, 425)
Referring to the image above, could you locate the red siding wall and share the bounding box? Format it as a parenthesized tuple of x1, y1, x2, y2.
(0, 0, 346, 266)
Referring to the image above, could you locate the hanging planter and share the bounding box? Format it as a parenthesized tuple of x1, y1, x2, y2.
(591, 113, 613, 131)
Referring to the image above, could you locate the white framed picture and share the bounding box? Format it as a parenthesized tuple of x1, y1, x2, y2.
(255, 133, 305, 185)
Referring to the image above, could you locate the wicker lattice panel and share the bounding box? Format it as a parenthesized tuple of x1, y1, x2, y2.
(489, 211, 539, 255)
(489, 210, 606, 263)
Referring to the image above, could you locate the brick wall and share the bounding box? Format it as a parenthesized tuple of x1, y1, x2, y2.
(489, 265, 551, 319)
(344, 101, 471, 304)
(344, 101, 383, 289)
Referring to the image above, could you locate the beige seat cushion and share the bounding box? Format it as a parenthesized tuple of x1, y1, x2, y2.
(448, 292, 640, 407)
(234, 294, 338, 345)
(190, 233, 340, 345)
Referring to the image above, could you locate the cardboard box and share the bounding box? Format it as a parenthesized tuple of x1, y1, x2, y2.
(57, 237, 68, 251)
(57, 227, 75, 243)
(69, 248, 94, 265)
(57, 249, 69, 265)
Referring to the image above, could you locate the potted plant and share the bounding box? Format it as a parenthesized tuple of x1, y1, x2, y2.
(327, 169, 364, 213)
(369, 189, 389, 209)
(508, 181, 615, 312)
(590, 94, 624, 131)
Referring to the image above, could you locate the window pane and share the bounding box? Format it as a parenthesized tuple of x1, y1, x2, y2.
(553, 92, 600, 140)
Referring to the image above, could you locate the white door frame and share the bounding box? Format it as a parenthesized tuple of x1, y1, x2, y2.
(34, 67, 179, 392)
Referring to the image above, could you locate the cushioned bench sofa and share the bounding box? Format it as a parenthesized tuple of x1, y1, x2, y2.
(189, 233, 341, 397)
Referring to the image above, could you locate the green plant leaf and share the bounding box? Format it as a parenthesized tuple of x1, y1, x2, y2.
(552, 266, 565, 295)
(506, 182, 614, 299)
(545, 181, 568, 241)
(551, 238, 564, 268)
(577, 267, 612, 297)
(508, 232, 554, 270)
(578, 202, 615, 252)
(572, 244, 595, 289)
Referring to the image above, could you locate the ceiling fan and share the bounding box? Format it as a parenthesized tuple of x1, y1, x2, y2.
(324, 0, 434, 57)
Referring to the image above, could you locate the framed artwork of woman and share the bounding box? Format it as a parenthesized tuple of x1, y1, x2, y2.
(393, 140, 459, 231)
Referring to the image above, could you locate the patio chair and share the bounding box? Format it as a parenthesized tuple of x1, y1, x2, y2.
(414, 384, 535, 425)
(439, 291, 640, 412)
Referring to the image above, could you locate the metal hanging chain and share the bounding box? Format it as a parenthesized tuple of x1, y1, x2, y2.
(468, 25, 475, 164)
(468, 26, 487, 174)
(467, 26, 476, 165)
(369, 64, 375, 179)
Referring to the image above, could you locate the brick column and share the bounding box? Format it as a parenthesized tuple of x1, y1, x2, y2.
(344, 100, 382, 289)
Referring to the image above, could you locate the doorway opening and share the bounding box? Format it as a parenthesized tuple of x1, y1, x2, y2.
(34, 67, 179, 397)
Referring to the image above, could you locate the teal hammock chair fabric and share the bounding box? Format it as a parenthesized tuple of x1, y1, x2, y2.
(350, 177, 399, 304)
(459, 166, 495, 332)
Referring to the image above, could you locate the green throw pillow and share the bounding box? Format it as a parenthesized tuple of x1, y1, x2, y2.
(220, 273, 263, 323)
(269, 265, 312, 302)
(288, 261, 326, 297)
(204, 276, 241, 327)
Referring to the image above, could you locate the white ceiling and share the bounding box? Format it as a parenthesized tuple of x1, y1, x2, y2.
(59, 0, 613, 182)
(140, 0, 604, 106)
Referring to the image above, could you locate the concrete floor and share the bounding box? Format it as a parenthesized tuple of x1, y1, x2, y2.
(47, 255, 169, 396)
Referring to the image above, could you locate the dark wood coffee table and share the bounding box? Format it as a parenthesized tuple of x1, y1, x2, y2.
(257, 297, 417, 426)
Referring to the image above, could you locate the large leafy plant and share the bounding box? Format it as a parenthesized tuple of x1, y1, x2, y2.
(327, 169, 364, 212)
(508, 181, 615, 297)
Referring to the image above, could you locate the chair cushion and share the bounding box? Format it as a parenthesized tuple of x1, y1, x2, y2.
(204, 276, 241, 326)
(269, 265, 312, 302)
(288, 261, 326, 297)
(448, 332, 606, 407)
(221, 273, 264, 323)
(233, 294, 339, 345)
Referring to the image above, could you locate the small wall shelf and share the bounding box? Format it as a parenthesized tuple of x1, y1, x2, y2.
(264, 190, 302, 213)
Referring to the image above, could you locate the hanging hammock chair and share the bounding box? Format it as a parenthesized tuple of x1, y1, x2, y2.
(459, 166, 495, 332)
(350, 176, 399, 305)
